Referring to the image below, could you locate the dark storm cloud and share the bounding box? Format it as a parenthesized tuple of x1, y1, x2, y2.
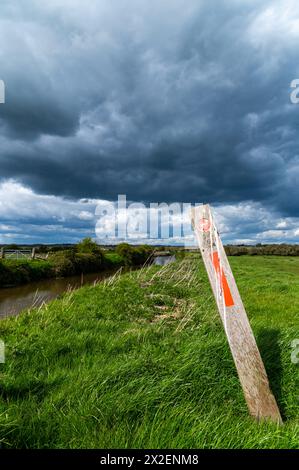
(0, 0, 299, 220)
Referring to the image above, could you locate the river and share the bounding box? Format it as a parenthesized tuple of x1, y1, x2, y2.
(0, 255, 176, 319)
(152, 255, 176, 266)
(0, 271, 115, 319)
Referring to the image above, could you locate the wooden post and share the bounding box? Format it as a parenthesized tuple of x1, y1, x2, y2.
(31, 247, 36, 260)
(191, 204, 282, 423)
(0, 247, 4, 259)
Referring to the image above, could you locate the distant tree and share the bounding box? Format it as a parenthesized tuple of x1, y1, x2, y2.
(115, 243, 134, 265)
(225, 243, 299, 257)
(115, 243, 153, 265)
(76, 238, 103, 256)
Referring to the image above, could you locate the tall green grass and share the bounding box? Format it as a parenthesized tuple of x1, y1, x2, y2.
(0, 256, 298, 448)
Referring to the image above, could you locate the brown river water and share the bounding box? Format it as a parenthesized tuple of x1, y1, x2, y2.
(0, 271, 115, 319)
(0, 256, 175, 319)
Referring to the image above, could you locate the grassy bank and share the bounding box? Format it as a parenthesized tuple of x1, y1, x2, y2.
(0, 255, 298, 448)
(0, 259, 54, 287)
(0, 242, 153, 288)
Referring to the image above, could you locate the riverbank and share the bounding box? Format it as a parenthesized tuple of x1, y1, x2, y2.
(0, 269, 119, 319)
(0, 255, 298, 448)
(0, 243, 154, 288)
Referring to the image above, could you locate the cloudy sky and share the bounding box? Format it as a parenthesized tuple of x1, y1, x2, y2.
(0, 0, 299, 245)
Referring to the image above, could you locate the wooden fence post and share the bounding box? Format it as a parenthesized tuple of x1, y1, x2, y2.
(191, 204, 282, 423)
(0, 248, 4, 259)
(31, 248, 36, 260)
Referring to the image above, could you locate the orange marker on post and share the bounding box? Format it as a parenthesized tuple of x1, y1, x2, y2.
(211, 251, 235, 307)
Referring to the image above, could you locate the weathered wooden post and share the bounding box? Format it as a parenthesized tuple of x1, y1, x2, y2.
(0, 247, 4, 259)
(191, 204, 282, 423)
(31, 247, 36, 260)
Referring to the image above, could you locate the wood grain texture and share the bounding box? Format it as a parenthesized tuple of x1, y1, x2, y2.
(191, 204, 282, 423)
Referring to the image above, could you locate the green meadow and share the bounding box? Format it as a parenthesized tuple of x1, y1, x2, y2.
(0, 255, 298, 448)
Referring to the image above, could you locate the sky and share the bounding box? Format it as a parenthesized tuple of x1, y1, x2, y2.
(0, 0, 299, 245)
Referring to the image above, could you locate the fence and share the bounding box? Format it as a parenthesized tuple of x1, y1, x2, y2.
(0, 248, 38, 260)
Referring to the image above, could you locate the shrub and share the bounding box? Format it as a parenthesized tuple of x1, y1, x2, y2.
(76, 238, 103, 257)
(115, 243, 153, 266)
(74, 253, 103, 273)
(131, 245, 153, 265)
(115, 243, 134, 265)
(0, 260, 54, 287)
(103, 252, 124, 268)
(50, 251, 77, 277)
(50, 248, 104, 277)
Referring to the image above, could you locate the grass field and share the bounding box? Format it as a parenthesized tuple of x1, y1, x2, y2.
(0, 255, 298, 448)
